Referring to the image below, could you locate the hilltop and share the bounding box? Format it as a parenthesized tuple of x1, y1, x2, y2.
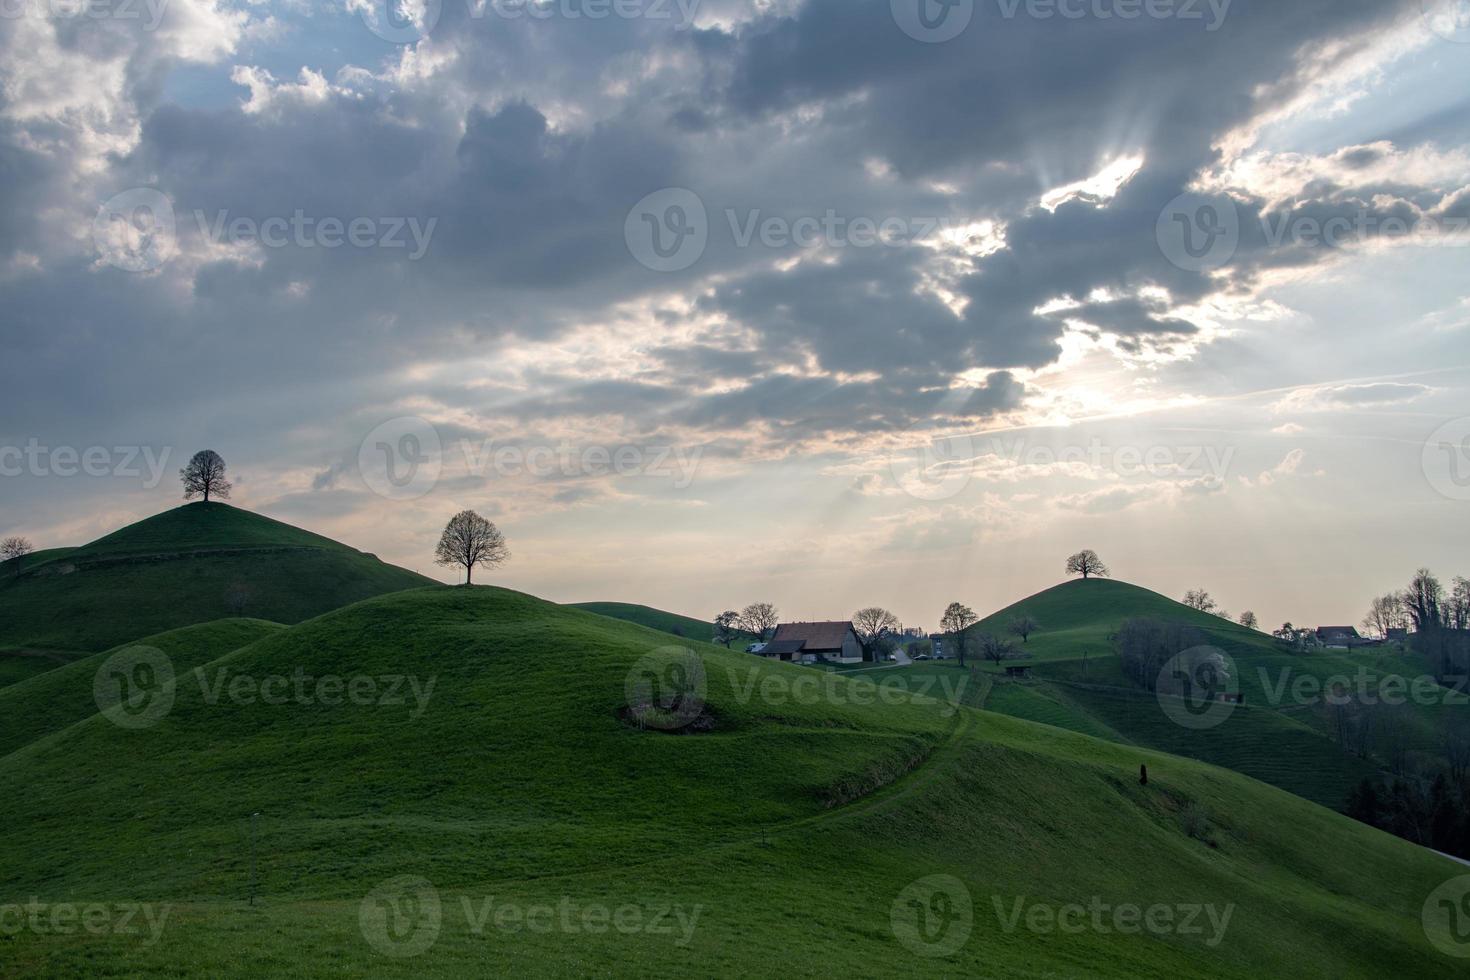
(0, 585, 1461, 976)
(570, 602, 751, 645)
(0, 503, 434, 652)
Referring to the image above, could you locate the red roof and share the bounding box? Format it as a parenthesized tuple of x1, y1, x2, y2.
(769, 621, 855, 653)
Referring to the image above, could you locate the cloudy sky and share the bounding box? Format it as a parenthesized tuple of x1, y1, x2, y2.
(3, 0, 1469, 631)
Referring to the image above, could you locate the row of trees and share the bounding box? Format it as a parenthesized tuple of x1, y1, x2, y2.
(1345, 713, 1470, 860)
(1362, 569, 1470, 638)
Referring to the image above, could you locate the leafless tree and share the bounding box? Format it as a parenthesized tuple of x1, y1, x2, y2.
(1065, 549, 1110, 580)
(1403, 568, 1445, 632)
(738, 602, 780, 640)
(1238, 611, 1258, 631)
(1008, 615, 1039, 644)
(434, 510, 509, 585)
(852, 607, 900, 662)
(1, 536, 34, 577)
(1450, 577, 1470, 632)
(978, 632, 1023, 667)
(1362, 594, 1407, 639)
(180, 450, 232, 502)
(1182, 589, 1217, 614)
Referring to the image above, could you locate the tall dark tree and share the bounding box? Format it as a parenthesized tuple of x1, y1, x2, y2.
(713, 611, 741, 648)
(852, 607, 900, 663)
(434, 510, 509, 585)
(180, 450, 232, 502)
(1065, 549, 1110, 580)
(940, 602, 979, 667)
(1008, 615, 1039, 644)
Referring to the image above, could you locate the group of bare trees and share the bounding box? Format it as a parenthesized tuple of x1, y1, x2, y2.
(1180, 588, 1258, 631)
(711, 604, 781, 647)
(1359, 569, 1470, 682)
(1117, 618, 1208, 692)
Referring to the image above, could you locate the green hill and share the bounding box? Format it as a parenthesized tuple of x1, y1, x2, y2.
(0, 503, 434, 652)
(571, 601, 751, 644)
(0, 618, 283, 759)
(0, 647, 90, 689)
(970, 578, 1272, 663)
(0, 586, 1462, 977)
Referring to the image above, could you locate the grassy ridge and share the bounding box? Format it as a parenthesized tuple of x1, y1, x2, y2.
(0, 648, 91, 689)
(570, 602, 749, 645)
(0, 587, 1462, 976)
(0, 618, 283, 759)
(0, 504, 434, 651)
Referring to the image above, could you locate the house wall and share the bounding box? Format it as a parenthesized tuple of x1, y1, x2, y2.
(842, 632, 863, 664)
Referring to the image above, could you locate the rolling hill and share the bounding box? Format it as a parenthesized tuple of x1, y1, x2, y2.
(0, 503, 435, 652)
(570, 601, 752, 645)
(0, 585, 1463, 976)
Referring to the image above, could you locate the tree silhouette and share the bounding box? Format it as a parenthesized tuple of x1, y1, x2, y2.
(1008, 615, 1039, 644)
(180, 450, 232, 502)
(434, 510, 509, 585)
(939, 602, 978, 666)
(738, 602, 780, 640)
(1, 536, 33, 577)
(1065, 549, 1109, 580)
(852, 607, 900, 662)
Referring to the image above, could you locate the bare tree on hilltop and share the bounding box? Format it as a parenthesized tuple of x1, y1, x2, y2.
(2, 536, 34, 577)
(1065, 550, 1110, 580)
(434, 510, 509, 586)
(181, 450, 232, 502)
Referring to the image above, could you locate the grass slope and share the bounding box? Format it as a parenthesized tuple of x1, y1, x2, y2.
(0, 618, 283, 760)
(0, 503, 434, 652)
(570, 602, 750, 645)
(0, 587, 1462, 977)
(0, 648, 91, 689)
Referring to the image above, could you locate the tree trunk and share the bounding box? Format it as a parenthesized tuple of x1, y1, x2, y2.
(465, 563, 473, 586)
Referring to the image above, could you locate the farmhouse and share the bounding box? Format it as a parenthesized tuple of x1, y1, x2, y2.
(759, 622, 865, 665)
(1315, 626, 1364, 649)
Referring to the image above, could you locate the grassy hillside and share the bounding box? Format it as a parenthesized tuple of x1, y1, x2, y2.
(0, 586, 1462, 977)
(0, 503, 434, 651)
(0, 618, 283, 759)
(0, 648, 91, 689)
(970, 578, 1272, 663)
(571, 601, 751, 645)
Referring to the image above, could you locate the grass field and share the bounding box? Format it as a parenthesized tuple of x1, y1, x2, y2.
(569, 602, 754, 645)
(0, 585, 1465, 977)
(0, 648, 91, 689)
(0, 503, 434, 652)
(0, 618, 284, 759)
